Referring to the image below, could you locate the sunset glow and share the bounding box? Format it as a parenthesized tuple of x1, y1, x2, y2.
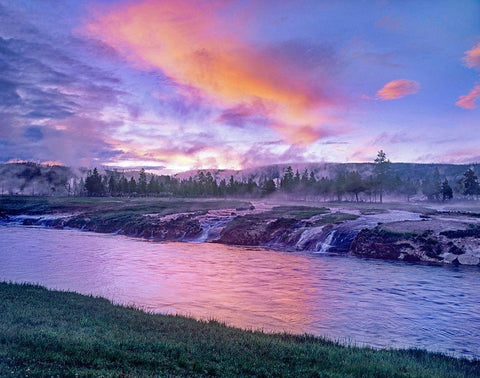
(1, 0, 479, 170)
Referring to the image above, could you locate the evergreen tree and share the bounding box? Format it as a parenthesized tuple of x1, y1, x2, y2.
(373, 150, 390, 203)
(138, 168, 147, 195)
(345, 171, 364, 202)
(129, 177, 137, 193)
(281, 166, 294, 192)
(261, 179, 276, 196)
(333, 170, 346, 201)
(317, 177, 331, 200)
(401, 178, 418, 202)
(85, 168, 104, 196)
(218, 178, 227, 196)
(294, 169, 301, 186)
(301, 169, 309, 184)
(119, 176, 129, 194)
(108, 175, 116, 195)
(463, 168, 480, 198)
(422, 168, 442, 201)
(441, 179, 453, 201)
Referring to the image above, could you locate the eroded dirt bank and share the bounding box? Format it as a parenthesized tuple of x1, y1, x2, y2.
(1, 196, 479, 266)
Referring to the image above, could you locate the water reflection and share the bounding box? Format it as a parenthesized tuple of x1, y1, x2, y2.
(0, 225, 479, 359)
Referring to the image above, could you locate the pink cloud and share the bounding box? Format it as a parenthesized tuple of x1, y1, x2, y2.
(376, 79, 420, 100)
(456, 84, 480, 109)
(463, 42, 480, 69)
(83, 0, 340, 145)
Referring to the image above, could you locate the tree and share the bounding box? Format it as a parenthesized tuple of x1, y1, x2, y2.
(138, 168, 147, 195)
(280, 166, 294, 192)
(261, 179, 276, 197)
(128, 177, 137, 193)
(108, 175, 116, 195)
(373, 150, 390, 203)
(301, 169, 309, 184)
(345, 171, 364, 202)
(441, 179, 453, 201)
(463, 168, 480, 198)
(333, 170, 346, 201)
(294, 169, 301, 186)
(422, 168, 442, 201)
(147, 175, 160, 194)
(400, 178, 418, 202)
(118, 176, 129, 194)
(84, 168, 104, 196)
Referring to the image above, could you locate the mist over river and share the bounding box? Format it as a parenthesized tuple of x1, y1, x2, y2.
(1, 225, 479, 359)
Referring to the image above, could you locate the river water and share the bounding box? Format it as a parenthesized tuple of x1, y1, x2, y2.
(0, 225, 479, 359)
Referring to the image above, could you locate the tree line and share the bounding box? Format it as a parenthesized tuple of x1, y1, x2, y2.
(79, 151, 480, 202)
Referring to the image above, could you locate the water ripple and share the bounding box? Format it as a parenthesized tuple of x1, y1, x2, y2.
(0, 225, 479, 359)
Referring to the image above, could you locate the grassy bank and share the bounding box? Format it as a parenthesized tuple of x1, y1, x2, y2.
(0, 195, 252, 216)
(0, 283, 478, 377)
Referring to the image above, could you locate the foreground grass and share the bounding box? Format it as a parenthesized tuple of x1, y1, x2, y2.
(0, 283, 478, 377)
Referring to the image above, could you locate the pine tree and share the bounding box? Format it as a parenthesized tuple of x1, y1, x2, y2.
(345, 171, 364, 202)
(463, 168, 480, 198)
(441, 179, 453, 201)
(401, 178, 417, 202)
(108, 175, 116, 195)
(281, 166, 294, 192)
(138, 168, 147, 195)
(85, 168, 104, 196)
(334, 170, 346, 201)
(261, 179, 276, 196)
(373, 150, 390, 203)
(129, 177, 137, 194)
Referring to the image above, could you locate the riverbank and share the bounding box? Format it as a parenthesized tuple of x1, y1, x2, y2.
(1, 282, 478, 377)
(1, 196, 480, 266)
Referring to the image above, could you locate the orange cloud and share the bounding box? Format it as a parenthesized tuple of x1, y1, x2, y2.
(376, 79, 420, 100)
(84, 0, 335, 145)
(463, 42, 480, 69)
(456, 84, 480, 109)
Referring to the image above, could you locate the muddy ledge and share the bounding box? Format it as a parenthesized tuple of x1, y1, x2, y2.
(351, 219, 480, 266)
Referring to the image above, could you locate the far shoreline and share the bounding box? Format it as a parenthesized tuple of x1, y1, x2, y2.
(1, 195, 480, 267)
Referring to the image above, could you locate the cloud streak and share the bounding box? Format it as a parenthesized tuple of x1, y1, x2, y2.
(463, 42, 480, 69)
(84, 0, 340, 145)
(457, 42, 480, 110)
(376, 79, 420, 100)
(456, 84, 480, 109)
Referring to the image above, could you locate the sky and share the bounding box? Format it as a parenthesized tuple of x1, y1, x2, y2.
(0, 0, 479, 172)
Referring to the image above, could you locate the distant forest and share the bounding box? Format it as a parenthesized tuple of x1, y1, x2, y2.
(1, 152, 480, 202)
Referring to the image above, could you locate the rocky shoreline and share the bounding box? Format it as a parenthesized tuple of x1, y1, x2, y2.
(1, 197, 479, 267)
(352, 218, 480, 266)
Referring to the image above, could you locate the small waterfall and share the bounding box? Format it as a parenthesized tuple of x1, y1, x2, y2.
(192, 209, 236, 242)
(295, 227, 337, 253)
(316, 230, 336, 253)
(295, 226, 325, 250)
(296, 220, 364, 254)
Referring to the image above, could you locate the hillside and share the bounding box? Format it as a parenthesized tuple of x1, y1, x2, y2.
(0, 161, 478, 196)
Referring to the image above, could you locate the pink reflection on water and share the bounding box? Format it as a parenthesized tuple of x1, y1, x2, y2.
(1, 226, 479, 359)
(1, 227, 325, 334)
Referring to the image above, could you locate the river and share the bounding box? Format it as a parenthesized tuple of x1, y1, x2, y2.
(0, 225, 479, 359)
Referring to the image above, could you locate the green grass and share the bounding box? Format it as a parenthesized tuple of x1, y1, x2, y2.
(266, 206, 330, 220)
(0, 283, 478, 377)
(0, 196, 252, 216)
